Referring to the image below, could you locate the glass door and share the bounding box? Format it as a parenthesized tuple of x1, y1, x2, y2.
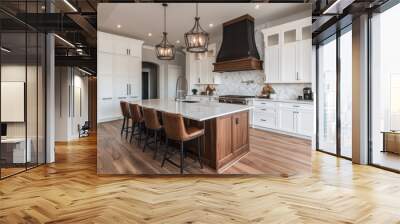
(370, 3, 400, 171)
(317, 36, 337, 155)
(339, 26, 352, 158)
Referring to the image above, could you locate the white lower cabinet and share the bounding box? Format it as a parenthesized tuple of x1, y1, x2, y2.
(252, 100, 313, 138)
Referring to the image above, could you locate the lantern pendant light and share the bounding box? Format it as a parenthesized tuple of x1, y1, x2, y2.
(155, 3, 175, 60)
(184, 3, 209, 53)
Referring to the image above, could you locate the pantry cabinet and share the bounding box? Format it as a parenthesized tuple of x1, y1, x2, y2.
(97, 31, 143, 122)
(262, 17, 312, 84)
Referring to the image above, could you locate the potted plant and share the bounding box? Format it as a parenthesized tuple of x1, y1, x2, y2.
(191, 88, 198, 95)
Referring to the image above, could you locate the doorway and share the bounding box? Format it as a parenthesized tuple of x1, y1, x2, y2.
(142, 62, 159, 99)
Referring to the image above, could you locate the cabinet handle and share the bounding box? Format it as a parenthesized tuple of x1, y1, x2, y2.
(261, 108, 267, 111)
(118, 97, 127, 99)
(296, 72, 299, 80)
(261, 102, 266, 104)
(127, 84, 129, 95)
(260, 119, 267, 122)
(198, 78, 200, 83)
(235, 118, 239, 124)
(293, 105, 299, 107)
(102, 97, 112, 100)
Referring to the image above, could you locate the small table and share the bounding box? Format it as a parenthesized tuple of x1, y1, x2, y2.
(382, 131, 400, 154)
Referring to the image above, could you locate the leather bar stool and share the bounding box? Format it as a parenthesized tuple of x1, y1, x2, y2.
(120, 101, 131, 139)
(129, 103, 144, 145)
(161, 112, 204, 174)
(142, 107, 163, 159)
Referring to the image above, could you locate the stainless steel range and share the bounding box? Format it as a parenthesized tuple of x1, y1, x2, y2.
(218, 95, 255, 105)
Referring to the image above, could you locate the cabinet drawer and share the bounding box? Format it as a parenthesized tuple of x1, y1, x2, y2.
(254, 107, 275, 114)
(253, 112, 276, 128)
(253, 100, 276, 108)
(279, 102, 313, 110)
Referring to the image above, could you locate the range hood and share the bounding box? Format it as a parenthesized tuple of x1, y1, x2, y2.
(213, 14, 262, 73)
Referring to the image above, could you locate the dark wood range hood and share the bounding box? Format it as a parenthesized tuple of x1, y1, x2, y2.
(213, 14, 263, 73)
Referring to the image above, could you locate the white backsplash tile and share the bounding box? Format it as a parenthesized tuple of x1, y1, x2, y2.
(215, 71, 311, 100)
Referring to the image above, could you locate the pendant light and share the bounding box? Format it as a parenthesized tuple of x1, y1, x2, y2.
(155, 3, 175, 60)
(184, 3, 209, 53)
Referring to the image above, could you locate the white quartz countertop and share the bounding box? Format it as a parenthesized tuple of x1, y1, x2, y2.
(130, 99, 252, 121)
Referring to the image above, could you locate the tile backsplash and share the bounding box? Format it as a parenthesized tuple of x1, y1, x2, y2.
(214, 71, 311, 100)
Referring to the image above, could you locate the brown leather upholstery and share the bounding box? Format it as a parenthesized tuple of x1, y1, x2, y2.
(129, 103, 143, 123)
(162, 112, 204, 141)
(142, 107, 162, 130)
(120, 101, 130, 118)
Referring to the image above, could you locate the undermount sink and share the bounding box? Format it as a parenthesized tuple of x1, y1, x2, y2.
(179, 100, 200, 103)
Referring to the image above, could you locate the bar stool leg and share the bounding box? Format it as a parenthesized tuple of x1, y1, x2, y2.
(143, 128, 149, 152)
(161, 138, 169, 167)
(153, 130, 159, 160)
(129, 122, 136, 143)
(197, 137, 203, 169)
(121, 117, 126, 136)
(125, 119, 130, 139)
(180, 141, 184, 174)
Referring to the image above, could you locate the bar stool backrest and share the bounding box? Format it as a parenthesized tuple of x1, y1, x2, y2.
(162, 112, 187, 141)
(129, 103, 142, 123)
(142, 107, 162, 130)
(120, 101, 130, 118)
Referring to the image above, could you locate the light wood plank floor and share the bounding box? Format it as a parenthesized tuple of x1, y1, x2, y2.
(1, 134, 400, 223)
(97, 120, 311, 175)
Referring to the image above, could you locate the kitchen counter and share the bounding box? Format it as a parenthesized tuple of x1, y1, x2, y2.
(133, 99, 252, 121)
(130, 99, 251, 172)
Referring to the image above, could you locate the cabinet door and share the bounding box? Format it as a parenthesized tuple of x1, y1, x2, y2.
(98, 52, 113, 75)
(278, 107, 295, 132)
(265, 45, 280, 83)
(297, 108, 313, 136)
(129, 40, 142, 58)
(281, 42, 297, 82)
(98, 99, 114, 122)
(297, 39, 312, 82)
(97, 74, 113, 99)
(98, 32, 114, 53)
(113, 35, 129, 56)
(232, 112, 249, 152)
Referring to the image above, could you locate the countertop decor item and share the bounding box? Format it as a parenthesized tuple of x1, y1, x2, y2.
(155, 3, 175, 60)
(205, 85, 216, 96)
(184, 3, 209, 53)
(260, 84, 275, 98)
(191, 89, 198, 95)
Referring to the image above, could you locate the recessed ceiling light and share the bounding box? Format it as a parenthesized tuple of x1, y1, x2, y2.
(148, 33, 152, 37)
(255, 4, 260, 9)
(117, 24, 122, 28)
(208, 23, 214, 28)
(176, 40, 180, 44)
(41, 5, 46, 10)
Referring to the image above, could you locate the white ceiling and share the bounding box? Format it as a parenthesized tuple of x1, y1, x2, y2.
(98, 3, 310, 47)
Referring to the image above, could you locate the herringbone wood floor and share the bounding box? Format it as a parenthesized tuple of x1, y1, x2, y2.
(1, 133, 400, 223)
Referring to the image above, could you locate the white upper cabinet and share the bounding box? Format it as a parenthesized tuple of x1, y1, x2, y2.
(186, 43, 220, 90)
(97, 31, 143, 122)
(262, 17, 312, 84)
(98, 32, 114, 53)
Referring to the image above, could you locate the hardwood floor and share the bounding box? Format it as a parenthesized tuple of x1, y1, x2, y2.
(1, 134, 400, 223)
(97, 120, 311, 175)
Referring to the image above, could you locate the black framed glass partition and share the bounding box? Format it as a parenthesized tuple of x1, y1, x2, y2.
(369, 2, 400, 171)
(316, 25, 353, 159)
(0, 1, 46, 179)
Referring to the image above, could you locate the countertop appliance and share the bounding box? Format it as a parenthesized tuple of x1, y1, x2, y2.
(303, 87, 313, 101)
(219, 95, 255, 105)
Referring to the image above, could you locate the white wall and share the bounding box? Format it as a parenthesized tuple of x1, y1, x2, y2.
(54, 67, 89, 141)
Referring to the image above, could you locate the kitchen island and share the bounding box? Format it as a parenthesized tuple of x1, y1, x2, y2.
(133, 99, 253, 173)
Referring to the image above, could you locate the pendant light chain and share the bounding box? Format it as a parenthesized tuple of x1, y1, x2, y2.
(164, 4, 166, 33)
